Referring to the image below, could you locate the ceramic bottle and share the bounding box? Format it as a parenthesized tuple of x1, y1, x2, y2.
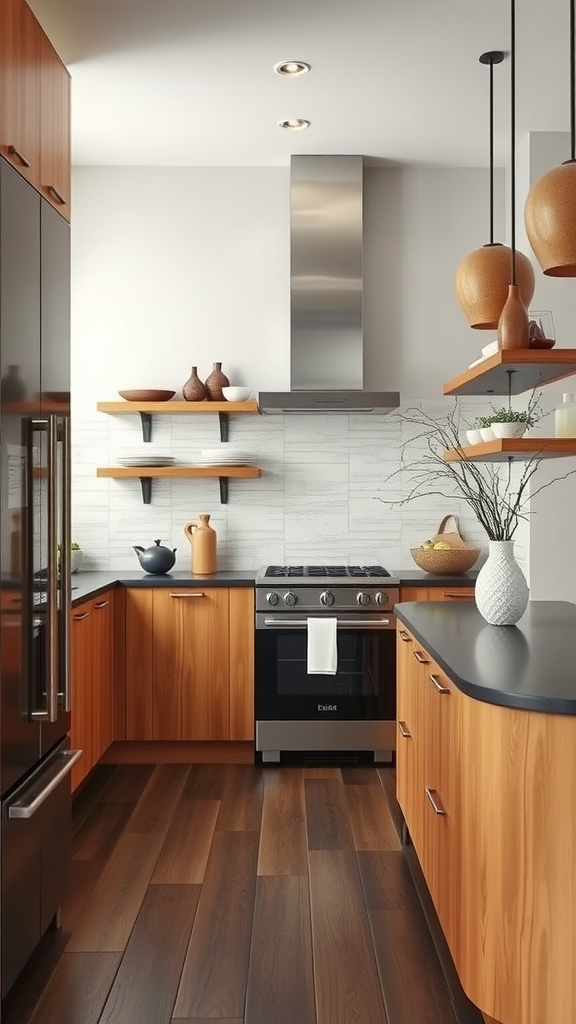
(182, 366, 207, 401)
(204, 362, 230, 401)
(184, 514, 217, 575)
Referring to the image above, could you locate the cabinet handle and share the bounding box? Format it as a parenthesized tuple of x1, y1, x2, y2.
(72, 612, 90, 621)
(94, 600, 109, 609)
(7, 144, 30, 167)
(46, 184, 66, 205)
(398, 720, 411, 739)
(412, 650, 429, 664)
(170, 592, 205, 598)
(425, 787, 446, 815)
(429, 673, 450, 694)
(444, 591, 474, 600)
(398, 630, 412, 642)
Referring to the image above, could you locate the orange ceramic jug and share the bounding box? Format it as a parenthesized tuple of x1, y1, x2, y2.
(184, 514, 217, 575)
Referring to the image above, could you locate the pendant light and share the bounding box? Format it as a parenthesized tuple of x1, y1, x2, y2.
(455, 51, 535, 330)
(524, 0, 576, 275)
(497, 0, 530, 349)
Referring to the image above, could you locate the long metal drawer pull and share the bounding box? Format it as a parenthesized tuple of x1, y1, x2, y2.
(429, 673, 450, 694)
(72, 612, 90, 621)
(398, 720, 411, 739)
(425, 787, 446, 816)
(46, 184, 66, 204)
(412, 650, 429, 664)
(170, 592, 205, 598)
(8, 144, 30, 167)
(444, 591, 474, 600)
(263, 618, 391, 627)
(8, 750, 83, 819)
(94, 600, 109, 609)
(398, 630, 412, 642)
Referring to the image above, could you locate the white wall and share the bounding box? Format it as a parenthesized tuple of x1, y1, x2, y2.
(71, 163, 508, 572)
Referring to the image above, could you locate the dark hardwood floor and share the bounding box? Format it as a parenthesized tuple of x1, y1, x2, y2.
(2, 763, 461, 1024)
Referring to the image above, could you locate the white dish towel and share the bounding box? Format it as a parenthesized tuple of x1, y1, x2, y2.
(307, 617, 338, 675)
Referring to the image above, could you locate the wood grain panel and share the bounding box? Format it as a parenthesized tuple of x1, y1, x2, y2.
(216, 764, 264, 831)
(0, 0, 40, 186)
(357, 850, 412, 911)
(38, 27, 70, 216)
(72, 801, 135, 862)
(308, 850, 387, 1024)
(151, 800, 220, 884)
(101, 741, 253, 763)
(345, 784, 402, 851)
(258, 769, 307, 876)
(70, 601, 94, 791)
(66, 833, 164, 952)
(182, 763, 227, 800)
(228, 587, 254, 740)
(302, 766, 341, 778)
(62, 860, 106, 935)
(377, 766, 404, 841)
(125, 590, 154, 740)
(100, 764, 155, 802)
(244, 875, 315, 1024)
(173, 830, 259, 1019)
(99, 885, 199, 1024)
(25, 952, 121, 1024)
(113, 586, 126, 739)
(125, 765, 189, 835)
(399, 587, 429, 602)
(341, 766, 382, 785)
(304, 779, 355, 851)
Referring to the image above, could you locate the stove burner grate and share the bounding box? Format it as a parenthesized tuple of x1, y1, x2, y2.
(264, 565, 391, 579)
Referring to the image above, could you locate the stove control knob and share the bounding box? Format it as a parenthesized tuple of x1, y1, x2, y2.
(284, 592, 297, 607)
(266, 591, 279, 606)
(320, 591, 335, 607)
(375, 591, 389, 606)
(357, 592, 370, 606)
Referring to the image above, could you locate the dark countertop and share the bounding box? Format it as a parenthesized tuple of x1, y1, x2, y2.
(396, 600, 576, 716)
(71, 570, 257, 605)
(393, 570, 478, 587)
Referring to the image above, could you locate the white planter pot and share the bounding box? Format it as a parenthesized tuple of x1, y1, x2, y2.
(475, 540, 529, 626)
(479, 427, 496, 442)
(466, 429, 483, 446)
(491, 421, 527, 439)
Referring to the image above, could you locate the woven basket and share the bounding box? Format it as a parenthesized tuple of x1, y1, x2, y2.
(410, 514, 480, 575)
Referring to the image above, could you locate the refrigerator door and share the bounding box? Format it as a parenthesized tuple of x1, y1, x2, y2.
(0, 158, 42, 795)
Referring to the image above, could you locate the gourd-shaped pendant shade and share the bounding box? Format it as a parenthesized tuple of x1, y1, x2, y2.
(524, 161, 576, 276)
(456, 243, 535, 329)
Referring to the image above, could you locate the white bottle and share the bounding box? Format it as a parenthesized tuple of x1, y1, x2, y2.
(555, 393, 576, 437)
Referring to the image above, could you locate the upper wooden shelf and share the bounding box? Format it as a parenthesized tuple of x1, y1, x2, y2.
(444, 438, 576, 463)
(97, 400, 259, 414)
(443, 350, 576, 397)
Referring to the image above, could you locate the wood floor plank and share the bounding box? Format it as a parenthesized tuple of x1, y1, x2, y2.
(125, 765, 190, 834)
(66, 833, 165, 952)
(182, 763, 227, 800)
(245, 875, 315, 1024)
(73, 801, 136, 862)
(305, 778, 355, 851)
(258, 769, 308, 876)
(172, 1020, 242, 1023)
(215, 764, 264, 831)
(341, 766, 382, 785)
(24, 952, 121, 1024)
(62, 860, 107, 934)
(99, 885, 199, 1024)
(173, 830, 259, 1019)
(152, 800, 220, 884)
(100, 764, 155, 802)
(308, 849, 388, 1024)
(302, 766, 341, 778)
(357, 851, 413, 911)
(377, 766, 404, 839)
(345, 784, 402, 851)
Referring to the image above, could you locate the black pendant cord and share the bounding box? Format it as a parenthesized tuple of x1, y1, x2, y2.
(490, 57, 495, 243)
(510, 0, 517, 286)
(571, 0, 575, 161)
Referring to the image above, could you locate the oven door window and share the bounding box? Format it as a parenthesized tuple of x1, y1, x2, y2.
(255, 627, 395, 721)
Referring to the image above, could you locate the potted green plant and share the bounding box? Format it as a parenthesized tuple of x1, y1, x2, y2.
(490, 406, 537, 439)
(476, 414, 498, 443)
(57, 541, 82, 574)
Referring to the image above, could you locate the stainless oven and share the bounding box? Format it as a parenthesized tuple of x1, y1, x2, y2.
(254, 566, 399, 763)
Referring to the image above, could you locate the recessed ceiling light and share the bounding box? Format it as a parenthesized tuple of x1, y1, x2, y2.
(277, 118, 310, 131)
(274, 60, 310, 77)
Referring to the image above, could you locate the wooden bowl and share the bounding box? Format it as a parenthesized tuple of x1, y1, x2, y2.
(118, 389, 176, 402)
(410, 547, 480, 575)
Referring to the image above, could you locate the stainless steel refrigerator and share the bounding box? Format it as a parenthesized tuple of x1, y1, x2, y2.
(0, 156, 80, 998)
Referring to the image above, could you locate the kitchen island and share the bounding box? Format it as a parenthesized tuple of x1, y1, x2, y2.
(395, 600, 576, 1024)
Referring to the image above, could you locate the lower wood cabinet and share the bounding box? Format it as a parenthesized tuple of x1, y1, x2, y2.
(400, 585, 476, 602)
(70, 590, 114, 791)
(125, 586, 254, 742)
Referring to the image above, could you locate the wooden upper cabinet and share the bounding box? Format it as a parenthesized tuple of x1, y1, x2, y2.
(0, 0, 40, 185)
(38, 25, 70, 218)
(0, 0, 70, 220)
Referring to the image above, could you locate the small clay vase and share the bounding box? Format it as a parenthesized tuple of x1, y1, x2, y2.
(497, 284, 530, 350)
(182, 365, 207, 401)
(204, 362, 230, 401)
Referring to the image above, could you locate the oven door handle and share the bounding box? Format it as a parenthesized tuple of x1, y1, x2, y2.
(263, 618, 391, 627)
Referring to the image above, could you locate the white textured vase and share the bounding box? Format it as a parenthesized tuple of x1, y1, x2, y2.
(475, 540, 529, 626)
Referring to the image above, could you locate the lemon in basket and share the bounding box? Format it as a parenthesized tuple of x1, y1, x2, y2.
(433, 542, 452, 549)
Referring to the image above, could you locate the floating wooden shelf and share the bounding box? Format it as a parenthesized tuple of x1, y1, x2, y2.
(97, 465, 262, 504)
(97, 399, 259, 441)
(443, 349, 576, 397)
(444, 438, 576, 463)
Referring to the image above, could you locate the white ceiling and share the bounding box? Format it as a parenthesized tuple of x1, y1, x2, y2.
(30, 0, 574, 168)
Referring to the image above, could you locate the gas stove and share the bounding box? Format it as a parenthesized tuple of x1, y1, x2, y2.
(255, 564, 400, 614)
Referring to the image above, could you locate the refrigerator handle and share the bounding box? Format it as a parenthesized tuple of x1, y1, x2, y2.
(46, 415, 59, 722)
(60, 416, 72, 712)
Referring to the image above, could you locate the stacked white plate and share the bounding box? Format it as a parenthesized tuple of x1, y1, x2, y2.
(117, 455, 176, 467)
(195, 448, 256, 466)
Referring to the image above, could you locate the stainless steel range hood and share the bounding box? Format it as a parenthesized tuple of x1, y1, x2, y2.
(259, 155, 399, 415)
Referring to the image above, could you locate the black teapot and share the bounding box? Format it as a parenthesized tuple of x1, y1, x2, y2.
(133, 539, 176, 575)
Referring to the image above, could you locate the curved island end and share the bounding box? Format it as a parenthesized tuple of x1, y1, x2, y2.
(395, 600, 576, 1024)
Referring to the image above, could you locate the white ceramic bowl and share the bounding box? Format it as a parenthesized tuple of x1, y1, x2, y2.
(480, 426, 496, 442)
(221, 387, 252, 402)
(466, 429, 483, 446)
(491, 421, 527, 439)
